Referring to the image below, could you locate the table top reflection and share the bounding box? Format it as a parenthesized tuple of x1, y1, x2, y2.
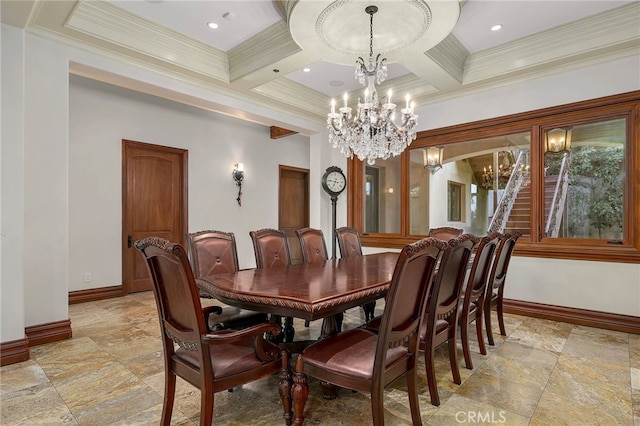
(196, 252, 399, 321)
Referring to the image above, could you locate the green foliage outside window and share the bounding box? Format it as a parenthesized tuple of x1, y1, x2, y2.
(548, 146, 624, 239)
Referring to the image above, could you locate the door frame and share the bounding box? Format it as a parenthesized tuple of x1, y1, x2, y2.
(122, 139, 188, 294)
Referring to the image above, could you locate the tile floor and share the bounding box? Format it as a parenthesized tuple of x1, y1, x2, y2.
(1, 292, 638, 425)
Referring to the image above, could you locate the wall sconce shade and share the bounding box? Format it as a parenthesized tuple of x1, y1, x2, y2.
(423, 146, 444, 174)
(545, 127, 572, 154)
(233, 163, 244, 206)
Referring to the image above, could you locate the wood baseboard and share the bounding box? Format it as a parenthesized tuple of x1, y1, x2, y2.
(69, 285, 124, 305)
(25, 319, 72, 347)
(504, 299, 640, 335)
(0, 338, 30, 366)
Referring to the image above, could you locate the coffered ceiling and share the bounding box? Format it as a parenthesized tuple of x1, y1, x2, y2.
(2, 0, 639, 129)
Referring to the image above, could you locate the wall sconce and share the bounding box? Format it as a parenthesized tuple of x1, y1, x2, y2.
(544, 127, 573, 154)
(233, 163, 244, 206)
(423, 146, 444, 174)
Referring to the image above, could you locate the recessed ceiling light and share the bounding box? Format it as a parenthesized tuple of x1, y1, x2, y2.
(303, 68, 311, 73)
(207, 22, 219, 29)
(491, 24, 503, 31)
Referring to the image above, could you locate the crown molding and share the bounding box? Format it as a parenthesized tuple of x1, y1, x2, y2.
(228, 20, 302, 81)
(425, 33, 469, 84)
(65, 1, 230, 83)
(253, 78, 328, 119)
(464, 3, 640, 84)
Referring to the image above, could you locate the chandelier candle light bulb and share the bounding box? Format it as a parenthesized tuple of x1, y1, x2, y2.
(327, 5, 418, 165)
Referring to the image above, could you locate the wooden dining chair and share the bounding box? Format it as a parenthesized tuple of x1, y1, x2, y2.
(295, 227, 343, 330)
(186, 230, 268, 331)
(249, 228, 295, 342)
(291, 237, 447, 426)
(428, 226, 464, 241)
(135, 237, 290, 426)
(295, 227, 329, 264)
(458, 233, 499, 369)
(335, 226, 376, 322)
(484, 231, 521, 345)
(421, 233, 478, 406)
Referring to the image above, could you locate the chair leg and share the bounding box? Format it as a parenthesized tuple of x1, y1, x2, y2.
(475, 310, 487, 356)
(425, 346, 440, 406)
(460, 317, 473, 370)
(200, 382, 214, 426)
(335, 312, 344, 333)
(497, 296, 506, 336)
(448, 329, 461, 385)
(406, 368, 423, 426)
(161, 370, 176, 426)
(371, 385, 385, 426)
(485, 304, 495, 346)
(279, 352, 293, 426)
(362, 301, 376, 322)
(292, 356, 308, 426)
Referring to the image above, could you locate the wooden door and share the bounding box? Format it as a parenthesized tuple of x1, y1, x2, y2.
(279, 165, 309, 265)
(123, 140, 188, 293)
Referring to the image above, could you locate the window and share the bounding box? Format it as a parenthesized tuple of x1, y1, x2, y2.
(347, 91, 640, 263)
(543, 118, 625, 241)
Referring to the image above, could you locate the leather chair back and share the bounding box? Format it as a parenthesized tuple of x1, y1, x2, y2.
(377, 237, 446, 351)
(335, 226, 363, 258)
(250, 228, 292, 269)
(295, 228, 328, 264)
(489, 232, 520, 293)
(186, 230, 239, 278)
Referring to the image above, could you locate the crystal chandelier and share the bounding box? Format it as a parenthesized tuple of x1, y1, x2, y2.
(481, 151, 516, 190)
(327, 5, 418, 165)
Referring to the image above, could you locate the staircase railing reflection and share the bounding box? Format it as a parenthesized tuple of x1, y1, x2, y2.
(488, 150, 530, 233)
(544, 153, 571, 237)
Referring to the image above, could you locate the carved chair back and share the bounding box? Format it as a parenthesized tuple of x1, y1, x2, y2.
(249, 228, 292, 269)
(295, 228, 329, 264)
(335, 226, 363, 258)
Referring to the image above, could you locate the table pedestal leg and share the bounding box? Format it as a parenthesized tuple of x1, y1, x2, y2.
(284, 317, 295, 342)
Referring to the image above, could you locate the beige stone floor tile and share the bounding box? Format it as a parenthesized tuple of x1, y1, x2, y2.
(562, 325, 630, 366)
(457, 372, 545, 418)
(90, 325, 163, 362)
(532, 353, 633, 425)
(0, 382, 77, 425)
(633, 388, 640, 426)
(630, 334, 640, 370)
(506, 316, 573, 354)
(0, 359, 50, 396)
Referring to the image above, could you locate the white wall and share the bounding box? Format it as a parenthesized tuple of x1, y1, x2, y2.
(69, 76, 309, 288)
(1, 25, 26, 342)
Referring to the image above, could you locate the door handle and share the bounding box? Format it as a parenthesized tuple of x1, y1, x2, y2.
(127, 235, 132, 248)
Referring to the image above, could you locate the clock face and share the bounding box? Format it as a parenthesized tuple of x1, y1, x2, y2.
(323, 168, 346, 195)
(326, 171, 346, 193)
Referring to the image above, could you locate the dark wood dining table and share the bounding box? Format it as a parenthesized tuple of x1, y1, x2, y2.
(196, 252, 399, 339)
